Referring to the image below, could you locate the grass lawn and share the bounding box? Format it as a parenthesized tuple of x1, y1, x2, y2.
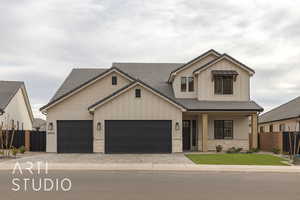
(186, 154, 289, 166)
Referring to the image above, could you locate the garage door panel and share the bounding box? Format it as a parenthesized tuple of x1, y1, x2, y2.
(57, 120, 93, 153)
(105, 120, 172, 153)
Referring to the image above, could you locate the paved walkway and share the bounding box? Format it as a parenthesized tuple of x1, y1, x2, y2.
(0, 153, 300, 172)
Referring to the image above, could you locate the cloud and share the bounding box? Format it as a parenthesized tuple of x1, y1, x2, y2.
(0, 0, 300, 117)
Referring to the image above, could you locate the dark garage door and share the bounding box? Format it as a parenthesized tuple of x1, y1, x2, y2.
(57, 120, 93, 153)
(105, 120, 172, 153)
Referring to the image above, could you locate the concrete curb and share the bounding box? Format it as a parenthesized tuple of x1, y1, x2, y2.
(1, 162, 300, 173)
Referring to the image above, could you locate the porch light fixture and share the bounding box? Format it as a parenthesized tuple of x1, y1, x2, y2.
(97, 122, 102, 131)
(175, 122, 180, 130)
(48, 122, 53, 131)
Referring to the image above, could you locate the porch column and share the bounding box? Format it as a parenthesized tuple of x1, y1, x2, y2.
(202, 113, 208, 152)
(251, 113, 258, 148)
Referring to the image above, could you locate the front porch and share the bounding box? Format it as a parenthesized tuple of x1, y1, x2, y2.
(182, 111, 258, 152)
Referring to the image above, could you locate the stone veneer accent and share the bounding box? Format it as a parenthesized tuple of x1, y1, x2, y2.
(208, 139, 249, 151)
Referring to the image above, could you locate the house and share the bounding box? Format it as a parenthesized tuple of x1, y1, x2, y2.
(33, 118, 46, 131)
(40, 49, 263, 153)
(0, 81, 33, 130)
(259, 96, 300, 133)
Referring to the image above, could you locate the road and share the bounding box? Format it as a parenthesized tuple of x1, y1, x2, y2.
(0, 170, 299, 200)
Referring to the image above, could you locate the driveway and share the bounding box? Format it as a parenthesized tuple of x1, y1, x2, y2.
(1, 153, 194, 165)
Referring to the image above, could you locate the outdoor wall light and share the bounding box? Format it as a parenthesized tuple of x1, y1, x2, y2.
(48, 122, 53, 131)
(175, 122, 180, 130)
(97, 122, 102, 131)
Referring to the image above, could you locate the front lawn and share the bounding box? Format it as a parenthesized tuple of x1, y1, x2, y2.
(186, 154, 289, 166)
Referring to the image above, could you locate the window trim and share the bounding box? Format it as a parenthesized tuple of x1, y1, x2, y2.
(135, 88, 141, 98)
(214, 120, 233, 139)
(181, 77, 187, 92)
(188, 77, 194, 92)
(214, 75, 233, 95)
(112, 76, 117, 85)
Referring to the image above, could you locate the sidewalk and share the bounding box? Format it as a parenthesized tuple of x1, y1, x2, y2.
(1, 162, 300, 173)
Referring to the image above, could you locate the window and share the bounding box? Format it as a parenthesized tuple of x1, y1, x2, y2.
(21, 123, 24, 130)
(181, 77, 187, 92)
(11, 120, 14, 130)
(188, 77, 194, 92)
(135, 88, 141, 98)
(17, 121, 19, 130)
(279, 124, 285, 132)
(214, 120, 233, 139)
(112, 76, 117, 85)
(269, 124, 273, 132)
(214, 76, 233, 94)
(260, 126, 264, 133)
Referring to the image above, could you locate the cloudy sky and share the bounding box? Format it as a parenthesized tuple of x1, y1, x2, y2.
(0, 0, 299, 119)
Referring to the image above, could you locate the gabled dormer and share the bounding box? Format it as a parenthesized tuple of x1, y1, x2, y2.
(168, 49, 220, 99)
(169, 50, 255, 101)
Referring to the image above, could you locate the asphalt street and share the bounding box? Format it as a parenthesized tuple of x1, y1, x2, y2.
(0, 170, 299, 200)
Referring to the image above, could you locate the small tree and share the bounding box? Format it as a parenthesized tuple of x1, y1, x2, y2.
(0, 114, 16, 158)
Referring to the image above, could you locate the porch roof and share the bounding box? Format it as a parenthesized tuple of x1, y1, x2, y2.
(175, 99, 263, 112)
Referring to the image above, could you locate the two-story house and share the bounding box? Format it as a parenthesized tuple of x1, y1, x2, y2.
(40, 49, 263, 153)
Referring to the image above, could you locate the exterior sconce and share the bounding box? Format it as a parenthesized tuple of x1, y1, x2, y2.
(97, 122, 102, 131)
(175, 122, 180, 130)
(48, 122, 53, 131)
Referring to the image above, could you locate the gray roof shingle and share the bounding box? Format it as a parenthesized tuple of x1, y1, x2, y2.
(259, 96, 300, 123)
(44, 62, 262, 112)
(0, 81, 24, 110)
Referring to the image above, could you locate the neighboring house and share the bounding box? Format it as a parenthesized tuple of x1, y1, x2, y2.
(259, 96, 300, 133)
(33, 118, 46, 131)
(0, 81, 33, 130)
(40, 49, 263, 154)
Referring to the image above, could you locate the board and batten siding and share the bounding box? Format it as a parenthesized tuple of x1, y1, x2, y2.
(197, 59, 250, 101)
(172, 54, 218, 99)
(0, 88, 32, 130)
(207, 114, 249, 151)
(46, 72, 131, 152)
(93, 85, 183, 153)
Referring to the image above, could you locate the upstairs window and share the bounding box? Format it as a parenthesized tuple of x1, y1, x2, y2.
(279, 124, 285, 132)
(135, 88, 141, 98)
(214, 120, 233, 139)
(214, 76, 233, 95)
(188, 77, 194, 92)
(112, 76, 117, 85)
(269, 124, 273, 132)
(181, 77, 187, 92)
(181, 77, 194, 92)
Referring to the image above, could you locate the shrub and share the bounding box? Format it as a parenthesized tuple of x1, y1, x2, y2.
(216, 145, 223, 152)
(19, 146, 26, 154)
(247, 148, 260, 154)
(226, 147, 243, 153)
(11, 147, 18, 157)
(272, 148, 281, 154)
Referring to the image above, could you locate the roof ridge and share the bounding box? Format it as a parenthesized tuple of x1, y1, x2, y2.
(259, 96, 300, 118)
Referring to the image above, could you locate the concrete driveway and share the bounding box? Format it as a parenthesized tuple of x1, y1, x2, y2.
(1, 153, 194, 165)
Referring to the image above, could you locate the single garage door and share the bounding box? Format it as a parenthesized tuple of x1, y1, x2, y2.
(57, 120, 93, 153)
(105, 120, 172, 153)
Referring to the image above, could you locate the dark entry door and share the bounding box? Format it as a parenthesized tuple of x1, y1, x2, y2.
(57, 120, 93, 153)
(182, 120, 191, 151)
(105, 120, 172, 153)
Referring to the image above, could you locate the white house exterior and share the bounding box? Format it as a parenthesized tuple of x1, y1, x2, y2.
(41, 49, 263, 154)
(0, 81, 33, 130)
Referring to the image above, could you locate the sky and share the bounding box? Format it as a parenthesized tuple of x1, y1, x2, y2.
(0, 0, 300, 119)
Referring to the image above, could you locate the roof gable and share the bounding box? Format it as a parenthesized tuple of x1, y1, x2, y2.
(259, 96, 300, 123)
(168, 49, 221, 82)
(40, 67, 135, 112)
(0, 81, 24, 110)
(193, 54, 255, 75)
(88, 80, 186, 112)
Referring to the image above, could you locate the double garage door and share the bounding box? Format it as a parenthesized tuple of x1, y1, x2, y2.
(57, 120, 172, 153)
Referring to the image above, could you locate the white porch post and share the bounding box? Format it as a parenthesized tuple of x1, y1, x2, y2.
(202, 113, 208, 152)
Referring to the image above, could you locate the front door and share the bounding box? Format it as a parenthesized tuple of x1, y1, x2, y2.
(182, 120, 191, 151)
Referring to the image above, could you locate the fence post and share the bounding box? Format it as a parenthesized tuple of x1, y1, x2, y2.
(25, 131, 30, 151)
